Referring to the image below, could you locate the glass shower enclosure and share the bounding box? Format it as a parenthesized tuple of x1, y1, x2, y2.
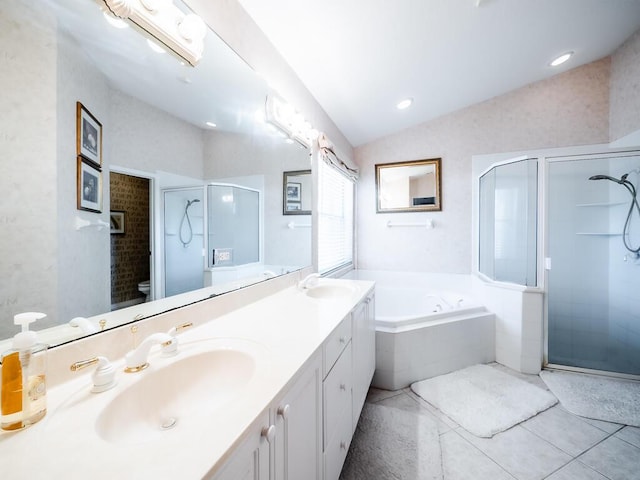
(547, 152, 640, 376)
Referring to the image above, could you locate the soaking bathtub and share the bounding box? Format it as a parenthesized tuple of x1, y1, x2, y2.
(341, 271, 496, 391)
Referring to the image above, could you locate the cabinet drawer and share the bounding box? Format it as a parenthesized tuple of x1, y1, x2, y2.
(323, 316, 352, 377)
(323, 407, 352, 480)
(323, 342, 352, 449)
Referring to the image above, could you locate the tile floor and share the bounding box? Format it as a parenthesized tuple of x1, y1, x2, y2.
(340, 365, 640, 480)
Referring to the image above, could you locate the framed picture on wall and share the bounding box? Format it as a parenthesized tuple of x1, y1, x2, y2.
(110, 211, 125, 234)
(77, 158, 102, 213)
(76, 102, 102, 167)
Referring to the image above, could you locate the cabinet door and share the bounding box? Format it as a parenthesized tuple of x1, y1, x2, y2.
(274, 352, 322, 480)
(351, 293, 376, 431)
(209, 412, 271, 480)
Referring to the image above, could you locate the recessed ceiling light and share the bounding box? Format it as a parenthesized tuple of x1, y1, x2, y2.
(205, 121, 217, 128)
(396, 98, 413, 110)
(550, 51, 573, 67)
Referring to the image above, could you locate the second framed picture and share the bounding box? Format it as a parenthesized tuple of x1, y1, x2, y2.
(76, 102, 102, 167)
(77, 158, 102, 213)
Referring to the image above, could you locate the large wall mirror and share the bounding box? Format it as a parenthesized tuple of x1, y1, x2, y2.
(375, 158, 442, 213)
(0, 0, 312, 349)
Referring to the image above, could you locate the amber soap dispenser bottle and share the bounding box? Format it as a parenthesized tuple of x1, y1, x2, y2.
(1, 312, 48, 431)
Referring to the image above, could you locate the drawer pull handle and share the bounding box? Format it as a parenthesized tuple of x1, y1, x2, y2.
(340, 441, 348, 450)
(261, 425, 276, 443)
(277, 404, 290, 420)
(340, 383, 346, 391)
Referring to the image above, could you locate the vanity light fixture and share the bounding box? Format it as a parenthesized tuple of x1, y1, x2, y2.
(396, 98, 413, 110)
(550, 51, 573, 67)
(265, 95, 319, 147)
(101, 0, 206, 66)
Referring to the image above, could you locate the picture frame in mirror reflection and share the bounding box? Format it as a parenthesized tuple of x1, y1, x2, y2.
(375, 158, 442, 213)
(286, 182, 301, 201)
(77, 158, 102, 213)
(283, 170, 312, 215)
(76, 102, 102, 167)
(110, 211, 125, 234)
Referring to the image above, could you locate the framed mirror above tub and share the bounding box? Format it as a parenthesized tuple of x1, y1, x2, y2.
(375, 158, 442, 213)
(283, 170, 312, 215)
(0, 0, 312, 350)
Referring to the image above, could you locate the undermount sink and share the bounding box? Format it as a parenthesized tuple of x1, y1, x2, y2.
(305, 283, 357, 299)
(95, 340, 268, 445)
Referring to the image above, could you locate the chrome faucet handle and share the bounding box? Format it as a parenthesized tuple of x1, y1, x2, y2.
(70, 356, 117, 393)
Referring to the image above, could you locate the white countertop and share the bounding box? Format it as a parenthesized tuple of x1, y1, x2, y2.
(0, 279, 374, 479)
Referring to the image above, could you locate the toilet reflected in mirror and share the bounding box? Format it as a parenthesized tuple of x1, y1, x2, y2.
(138, 280, 150, 303)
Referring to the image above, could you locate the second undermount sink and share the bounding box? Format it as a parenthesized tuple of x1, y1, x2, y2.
(95, 340, 268, 445)
(305, 283, 357, 299)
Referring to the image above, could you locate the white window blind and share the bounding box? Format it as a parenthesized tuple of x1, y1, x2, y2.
(318, 158, 354, 274)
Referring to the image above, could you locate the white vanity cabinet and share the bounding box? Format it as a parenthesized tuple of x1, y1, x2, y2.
(206, 411, 271, 480)
(323, 335, 353, 480)
(210, 288, 376, 480)
(210, 353, 323, 480)
(272, 352, 323, 480)
(323, 289, 376, 480)
(351, 292, 375, 431)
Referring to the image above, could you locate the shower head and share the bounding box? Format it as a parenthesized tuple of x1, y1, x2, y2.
(589, 174, 625, 184)
(191, 199, 200, 203)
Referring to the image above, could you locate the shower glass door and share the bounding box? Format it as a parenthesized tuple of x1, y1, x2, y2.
(547, 153, 640, 376)
(163, 187, 205, 297)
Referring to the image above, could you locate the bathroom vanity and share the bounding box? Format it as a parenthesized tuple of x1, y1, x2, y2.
(0, 278, 375, 480)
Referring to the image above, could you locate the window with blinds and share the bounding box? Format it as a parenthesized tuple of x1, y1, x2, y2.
(317, 158, 355, 274)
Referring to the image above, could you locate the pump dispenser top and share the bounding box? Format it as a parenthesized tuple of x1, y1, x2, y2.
(12, 312, 46, 350)
(1, 312, 49, 431)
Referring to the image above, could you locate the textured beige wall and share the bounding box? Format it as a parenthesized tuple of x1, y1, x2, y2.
(0, 1, 58, 336)
(355, 59, 611, 274)
(610, 28, 640, 142)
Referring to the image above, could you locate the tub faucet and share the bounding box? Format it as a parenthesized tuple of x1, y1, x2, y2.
(124, 332, 175, 373)
(298, 273, 321, 290)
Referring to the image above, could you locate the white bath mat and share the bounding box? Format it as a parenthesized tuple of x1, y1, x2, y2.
(540, 369, 640, 427)
(410, 364, 557, 437)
